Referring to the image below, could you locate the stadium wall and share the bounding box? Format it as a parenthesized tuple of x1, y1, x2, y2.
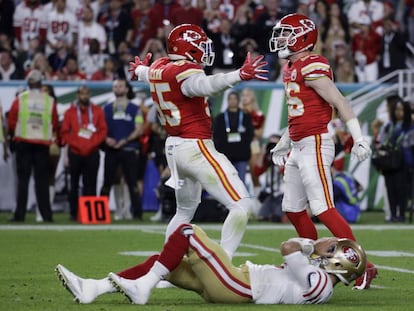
(0, 81, 389, 214)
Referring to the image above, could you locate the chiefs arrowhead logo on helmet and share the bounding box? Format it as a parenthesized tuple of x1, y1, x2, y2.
(183, 30, 202, 42)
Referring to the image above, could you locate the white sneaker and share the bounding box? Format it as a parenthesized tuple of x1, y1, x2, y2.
(150, 209, 162, 222)
(55, 264, 98, 304)
(35, 208, 43, 223)
(113, 210, 123, 221)
(121, 205, 133, 220)
(108, 272, 151, 305)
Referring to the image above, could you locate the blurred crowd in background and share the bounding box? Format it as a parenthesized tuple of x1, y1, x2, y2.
(0, 0, 413, 83)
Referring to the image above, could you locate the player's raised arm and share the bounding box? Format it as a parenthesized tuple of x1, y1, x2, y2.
(181, 52, 268, 98)
(129, 53, 152, 83)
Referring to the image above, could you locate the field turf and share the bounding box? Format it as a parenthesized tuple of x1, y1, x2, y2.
(0, 211, 413, 311)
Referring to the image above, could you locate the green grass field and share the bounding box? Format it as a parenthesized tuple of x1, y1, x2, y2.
(1, 211, 413, 311)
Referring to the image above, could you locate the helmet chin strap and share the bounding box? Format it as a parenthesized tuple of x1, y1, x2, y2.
(184, 52, 196, 62)
(168, 54, 187, 61)
(278, 44, 314, 59)
(278, 48, 293, 59)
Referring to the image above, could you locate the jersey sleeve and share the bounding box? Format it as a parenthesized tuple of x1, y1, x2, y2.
(284, 251, 333, 304)
(301, 55, 332, 81)
(181, 67, 241, 97)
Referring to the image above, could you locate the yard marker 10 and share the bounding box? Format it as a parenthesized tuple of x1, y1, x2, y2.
(78, 196, 111, 224)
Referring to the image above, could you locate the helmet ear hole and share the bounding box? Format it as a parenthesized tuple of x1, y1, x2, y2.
(302, 34, 308, 42)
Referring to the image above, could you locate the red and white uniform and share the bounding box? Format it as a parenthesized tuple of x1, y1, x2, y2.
(46, 8, 78, 55)
(284, 54, 333, 142)
(149, 58, 212, 139)
(247, 256, 333, 304)
(13, 2, 48, 50)
(168, 224, 333, 304)
(142, 57, 251, 257)
(282, 54, 337, 216)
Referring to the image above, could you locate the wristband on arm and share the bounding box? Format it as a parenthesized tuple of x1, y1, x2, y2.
(346, 118, 363, 142)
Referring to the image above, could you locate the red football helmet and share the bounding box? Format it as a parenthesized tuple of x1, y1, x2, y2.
(167, 24, 215, 66)
(269, 14, 318, 59)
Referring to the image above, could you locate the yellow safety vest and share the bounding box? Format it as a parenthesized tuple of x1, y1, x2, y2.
(15, 90, 53, 142)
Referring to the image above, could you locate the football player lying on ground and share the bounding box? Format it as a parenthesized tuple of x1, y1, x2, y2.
(56, 224, 367, 305)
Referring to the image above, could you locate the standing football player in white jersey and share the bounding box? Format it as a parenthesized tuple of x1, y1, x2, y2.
(45, 0, 78, 56)
(268, 13, 377, 289)
(13, 0, 48, 52)
(129, 24, 268, 259)
(77, 4, 107, 61)
(55, 224, 367, 305)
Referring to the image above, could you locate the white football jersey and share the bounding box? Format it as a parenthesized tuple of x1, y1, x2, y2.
(46, 9, 78, 55)
(13, 2, 48, 50)
(247, 252, 333, 304)
(77, 22, 107, 57)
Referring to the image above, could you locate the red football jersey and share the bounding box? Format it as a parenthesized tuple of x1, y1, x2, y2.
(148, 57, 212, 139)
(283, 54, 334, 141)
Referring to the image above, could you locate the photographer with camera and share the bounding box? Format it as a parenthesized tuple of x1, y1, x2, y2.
(253, 134, 287, 222)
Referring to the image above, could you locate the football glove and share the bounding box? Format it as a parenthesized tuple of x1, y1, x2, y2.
(239, 52, 268, 81)
(270, 131, 291, 166)
(128, 53, 152, 80)
(351, 137, 372, 161)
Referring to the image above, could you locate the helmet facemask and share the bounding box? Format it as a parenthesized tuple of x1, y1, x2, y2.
(269, 26, 298, 58)
(314, 239, 367, 285)
(195, 39, 215, 66)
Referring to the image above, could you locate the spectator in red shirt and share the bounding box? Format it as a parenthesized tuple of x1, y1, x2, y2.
(146, 0, 182, 40)
(90, 57, 116, 81)
(351, 16, 382, 82)
(130, 0, 153, 54)
(60, 86, 107, 221)
(170, 0, 203, 26)
(54, 55, 87, 80)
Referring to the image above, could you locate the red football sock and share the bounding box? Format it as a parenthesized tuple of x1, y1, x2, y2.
(286, 210, 318, 240)
(117, 254, 159, 279)
(317, 208, 356, 241)
(156, 224, 193, 271)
